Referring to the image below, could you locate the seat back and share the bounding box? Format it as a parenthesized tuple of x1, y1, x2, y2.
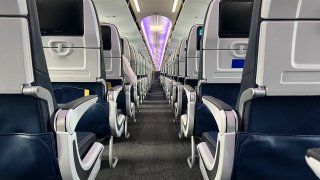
(171, 54, 175, 78)
(38, 0, 106, 104)
(130, 46, 138, 74)
(238, 0, 320, 135)
(173, 45, 180, 81)
(0, 0, 61, 178)
(178, 38, 187, 83)
(198, 0, 253, 107)
(40, 0, 102, 83)
(142, 57, 147, 77)
(121, 37, 131, 61)
(137, 52, 142, 77)
(1, 0, 57, 135)
(233, 0, 320, 179)
(101, 23, 123, 81)
(186, 24, 202, 80)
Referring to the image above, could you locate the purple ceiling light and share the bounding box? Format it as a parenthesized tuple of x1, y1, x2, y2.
(141, 15, 172, 71)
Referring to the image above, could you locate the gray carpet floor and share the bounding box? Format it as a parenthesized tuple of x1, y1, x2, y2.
(96, 80, 202, 180)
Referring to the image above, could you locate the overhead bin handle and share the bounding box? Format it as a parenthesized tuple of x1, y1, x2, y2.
(48, 40, 72, 57)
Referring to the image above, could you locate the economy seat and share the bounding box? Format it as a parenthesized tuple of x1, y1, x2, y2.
(129, 45, 141, 111)
(101, 23, 130, 139)
(174, 38, 187, 122)
(0, 0, 104, 178)
(37, 0, 124, 168)
(182, 0, 252, 169)
(174, 25, 202, 129)
(176, 25, 202, 129)
(136, 52, 146, 104)
(198, 0, 320, 179)
(169, 45, 180, 108)
(121, 37, 137, 123)
(176, 25, 202, 168)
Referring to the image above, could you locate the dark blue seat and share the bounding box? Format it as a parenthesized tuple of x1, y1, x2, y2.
(194, 84, 240, 136)
(0, 0, 104, 178)
(197, 0, 320, 179)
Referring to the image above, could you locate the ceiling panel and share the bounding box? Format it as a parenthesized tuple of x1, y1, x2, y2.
(93, 0, 211, 70)
(129, 0, 183, 70)
(93, 0, 150, 59)
(164, 0, 211, 60)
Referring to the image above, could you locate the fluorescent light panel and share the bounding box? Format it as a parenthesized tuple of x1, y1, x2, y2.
(134, 0, 140, 12)
(172, 0, 179, 12)
(150, 25, 163, 32)
(141, 15, 172, 71)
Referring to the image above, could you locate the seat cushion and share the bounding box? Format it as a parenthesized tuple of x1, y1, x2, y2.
(201, 131, 218, 155)
(77, 132, 96, 159)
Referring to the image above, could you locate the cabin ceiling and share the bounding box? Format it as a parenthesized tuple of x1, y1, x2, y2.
(93, 0, 149, 59)
(93, 0, 211, 70)
(165, 0, 211, 60)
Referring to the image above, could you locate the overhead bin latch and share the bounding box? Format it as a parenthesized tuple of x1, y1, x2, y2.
(48, 41, 72, 57)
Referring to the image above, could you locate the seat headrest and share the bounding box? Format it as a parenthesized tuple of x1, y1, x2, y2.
(186, 24, 202, 57)
(253, 0, 320, 95)
(36, 0, 102, 83)
(261, 0, 320, 19)
(36, 0, 84, 36)
(179, 38, 187, 62)
(178, 38, 187, 77)
(101, 24, 121, 58)
(121, 37, 131, 60)
(0, 0, 34, 93)
(199, 0, 253, 83)
(202, 0, 253, 49)
(0, 0, 28, 16)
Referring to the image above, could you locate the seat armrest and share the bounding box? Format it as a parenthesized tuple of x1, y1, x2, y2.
(96, 78, 107, 98)
(183, 85, 196, 103)
(110, 85, 122, 92)
(202, 96, 233, 111)
(306, 148, 320, 178)
(54, 95, 98, 134)
(307, 148, 320, 161)
(61, 95, 98, 110)
(184, 85, 195, 92)
(107, 85, 123, 102)
(202, 96, 238, 134)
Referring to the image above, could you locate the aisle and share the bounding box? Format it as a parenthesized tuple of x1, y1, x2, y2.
(97, 80, 201, 180)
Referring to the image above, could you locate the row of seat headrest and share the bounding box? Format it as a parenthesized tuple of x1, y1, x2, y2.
(2, 0, 320, 22)
(220, 0, 320, 20)
(0, 0, 28, 16)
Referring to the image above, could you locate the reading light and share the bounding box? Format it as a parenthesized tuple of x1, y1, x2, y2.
(172, 0, 178, 12)
(134, 0, 141, 12)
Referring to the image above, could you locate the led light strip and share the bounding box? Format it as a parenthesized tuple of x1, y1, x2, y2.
(172, 0, 179, 12)
(134, 0, 140, 12)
